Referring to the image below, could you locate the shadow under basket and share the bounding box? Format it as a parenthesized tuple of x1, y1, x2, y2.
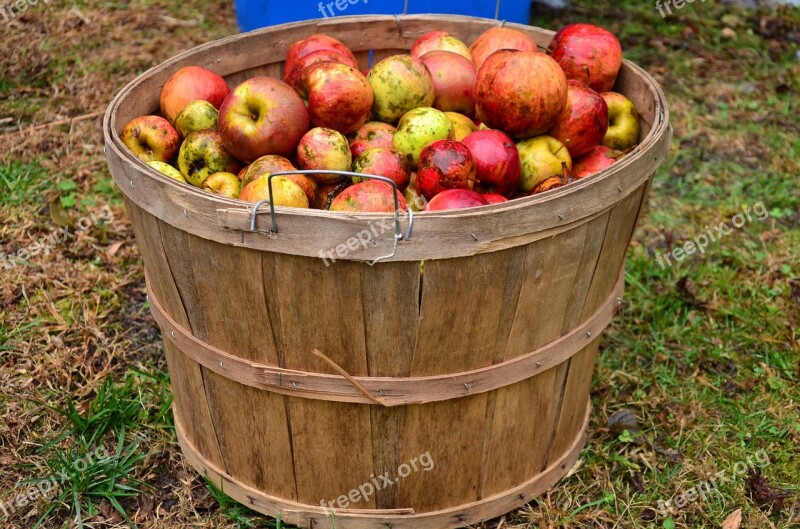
(103, 14, 671, 529)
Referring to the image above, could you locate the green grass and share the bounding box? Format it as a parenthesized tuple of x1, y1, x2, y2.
(0, 161, 51, 207)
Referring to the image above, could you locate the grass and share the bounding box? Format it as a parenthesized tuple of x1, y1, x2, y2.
(0, 0, 798, 528)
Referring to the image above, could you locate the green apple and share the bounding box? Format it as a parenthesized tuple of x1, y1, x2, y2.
(147, 160, 187, 183)
(392, 107, 454, 168)
(201, 172, 241, 198)
(174, 100, 219, 138)
(367, 55, 435, 123)
(516, 135, 572, 192)
(601, 92, 640, 150)
(177, 129, 240, 187)
(445, 112, 478, 141)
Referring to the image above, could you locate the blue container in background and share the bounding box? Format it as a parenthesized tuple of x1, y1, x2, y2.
(235, 0, 532, 32)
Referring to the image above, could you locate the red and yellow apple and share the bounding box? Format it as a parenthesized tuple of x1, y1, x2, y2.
(283, 49, 359, 91)
(469, 27, 538, 69)
(411, 31, 472, 62)
(121, 115, 180, 163)
(420, 50, 476, 117)
(445, 112, 478, 141)
(160, 66, 229, 123)
(296, 127, 352, 184)
(424, 188, 487, 211)
(352, 147, 411, 191)
(573, 145, 622, 178)
(475, 50, 568, 139)
(299, 62, 373, 134)
(239, 174, 310, 208)
(217, 77, 309, 162)
(330, 181, 408, 213)
(348, 121, 396, 158)
(284, 34, 358, 81)
(242, 155, 297, 188)
(201, 172, 241, 198)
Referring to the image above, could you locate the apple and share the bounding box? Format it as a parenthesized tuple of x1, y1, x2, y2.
(218, 77, 308, 163)
(392, 107, 455, 168)
(352, 147, 411, 191)
(573, 145, 622, 178)
(530, 175, 567, 195)
(148, 160, 187, 183)
(475, 50, 568, 139)
(348, 121, 396, 158)
(284, 34, 358, 81)
(549, 23, 623, 93)
(174, 100, 219, 138)
(416, 139, 476, 201)
(482, 193, 508, 204)
(424, 189, 487, 211)
(160, 66, 229, 123)
(601, 92, 641, 150)
(239, 174, 309, 208)
(201, 172, 241, 198)
(445, 112, 478, 141)
(516, 135, 572, 192)
(177, 129, 240, 187)
(298, 62, 373, 134)
(121, 115, 180, 163)
(469, 27, 538, 69)
(547, 80, 608, 158)
(411, 31, 472, 62)
(419, 51, 476, 117)
(242, 155, 297, 187)
(330, 181, 408, 213)
(461, 130, 521, 197)
(368, 55, 435, 123)
(283, 49, 359, 91)
(296, 127, 352, 184)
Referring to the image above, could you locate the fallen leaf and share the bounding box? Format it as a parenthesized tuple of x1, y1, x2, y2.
(747, 469, 794, 512)
(608, 409, 639, 433)
(721, 508, 742, 529)
(106, 241, 124, 258)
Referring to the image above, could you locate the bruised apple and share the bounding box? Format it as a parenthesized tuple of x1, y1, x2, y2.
(177, 129, 240, 187)
(420, 50, 476, 117)
(416, 139, 476, 201)
(283, 49, 359, 90)
(242, 155, 297, 188)
(330, 181, 408, 213)
(368, 55, 435, 123)
(121, 115, 180, 163)
(352, 148, 411, 191)
(296, 127, 352, 184)
(284, 34, 357, 80)
(461, 129, 521, 197)
(411, 31, 472, 62)
(160, 66, 229, 123)
(239, 174, 309, 208)
(474, 50, 567, 139)
(348, 121, 396, 158)
(299, 62, 373, 134)
(392, 107, 454, 168)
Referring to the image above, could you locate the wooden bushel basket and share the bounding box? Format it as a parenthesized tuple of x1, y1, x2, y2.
(103, 15, 670, 529)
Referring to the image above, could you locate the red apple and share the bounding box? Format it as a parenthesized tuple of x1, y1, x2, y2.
(367, 55, 435, 123)
(424, 189, 488, 211)
(547, 80, 608, 158)
(176, 129, 240, 187)
(461, 129, 521, 197)
(283, 49, 359, 91)
(411, 31, 472, 62)
(330, 181, 408, 213)
(242, 155, 297, 188)
(284, 34, 357, 80)
(218, 77, 309, 162)
(160, 66, 229, 123)
(482, 193, 508, 204)
(352, 148, 411, 191)
(469, 27, 538, 69)
(573, 145, 622, 178)
(549, 23, 623, 93)
(416, 139, 476, 201)
(348, 121, 396, 158)
(419, 51, 476, 117)
(475, 50, 568, 139)
(296, 127, 352, 184)
(120, 115, 180, 163)
(299, 62, 373, 135)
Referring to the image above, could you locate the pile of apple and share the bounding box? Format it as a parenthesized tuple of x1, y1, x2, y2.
(121, 23, 642, 213)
